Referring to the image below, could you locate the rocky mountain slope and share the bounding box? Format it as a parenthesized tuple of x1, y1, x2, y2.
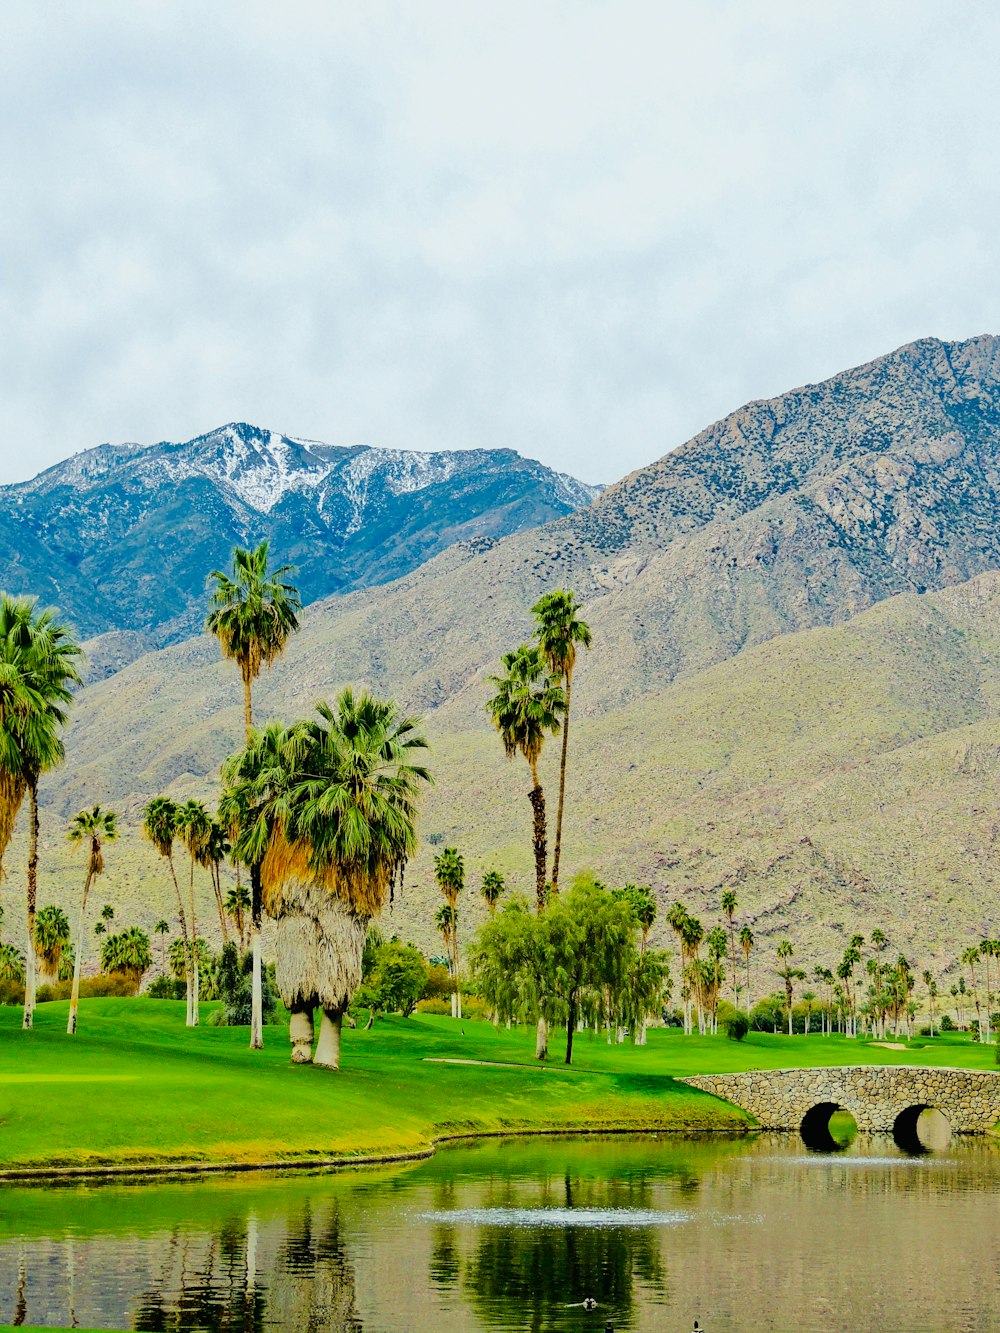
(0, 422, 600, 658)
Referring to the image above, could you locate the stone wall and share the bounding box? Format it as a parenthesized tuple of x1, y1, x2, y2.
(680, 1065, 1000, 1134)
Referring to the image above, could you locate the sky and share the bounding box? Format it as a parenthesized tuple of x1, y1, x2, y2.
(2, 2, 999, 487)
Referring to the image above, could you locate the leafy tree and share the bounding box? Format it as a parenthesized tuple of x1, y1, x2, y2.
(530, 589, 591, 893)
(142, 798, 193, 1018)
(210, 941, 277, 1027)
(206, 540, 301, 739)
(0, 596, 82, 1030)
(33, 904, 70, 989)
(434, 847, 465, 1017)
(480, 869, 506, 915)
(0, 941, 25, 982)
(355, 939, 428, 1024)
(485, 644, 564, 908)
(65, 805, 117, 1034)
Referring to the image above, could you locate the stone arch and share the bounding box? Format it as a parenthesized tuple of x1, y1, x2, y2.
(799, 1100, 858, 1152)
(892, 1104, 951, 1154)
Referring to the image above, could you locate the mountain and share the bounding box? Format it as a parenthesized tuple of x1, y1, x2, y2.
(11, 333, 1000, 968)
(0, 422, 601, 660)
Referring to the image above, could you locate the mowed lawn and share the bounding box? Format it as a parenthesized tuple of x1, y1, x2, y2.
(0, 999, 994, 1172)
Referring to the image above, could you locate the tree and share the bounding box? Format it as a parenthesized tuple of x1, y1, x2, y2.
(434, 847, 465, 1018)
(480, 869, 506, 915)
(355, 939, 428, 1023)
(775, 940, 805, 1036)
(530, 590, 591, 893)
(101, 904, 114, 924)
(801, 990, 816, 1036)
(224, 883, 251, 950)
(142, 798, 193, 1020)
(0, 941, 25, 982)
(154, 919, 170, 974)
(922, 968, 937, 1037)
(434, 903, 456, 993)
(65, 805, 117, 1034)
(962, 947, 982, 1038)
(203, 818, 231, 946)
(485, 644, 564, 907)
(100, 927, 152, 994)
(226, 690, 431, 1068)
(178, 799, 213, 1026)
(739, 925, 755, 1009)
(33, 905, 70, 989)
(721, 889, 738, 1001)
(706, 926, 728, 1035)
(206, 540, 301, 739)
(0, 596, 82, 1030)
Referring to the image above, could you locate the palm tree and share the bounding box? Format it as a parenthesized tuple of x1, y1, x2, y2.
(706, 926, 727, 1034)
(961, 946, 982, 1037)
(154, 919, 170, 974)
(33, 904, 70, 989)
(739, 925, 755, 1010)
(486, 644, 564, 907)
(801, 990, 816, 1035)
(203, 819, 231, 945)
(530, 590, 591, 893)
(101, 927, 152, 994)
(224, 883, 251, 950)
(980, 938, 999, 1043)
(94, 921, 106, 938)
(0, 941, 24, 982)
(480, 869, 506, 915)
(721, 889, 738, 1000)
(434, 847, 465, 1017)
(65, 806, 117, 1034)
(254, 689, 431, 1068)
(101, 904, 114, 925)
(177, 799, 212, 1027)
(922, 968, 936, 1037)
(142, 797, 192, 1018)
(775, 940, 805, 1036)
(434, 904, 456, 997)
(206, 540, 301, 739)
(0, 596, 82, 1030)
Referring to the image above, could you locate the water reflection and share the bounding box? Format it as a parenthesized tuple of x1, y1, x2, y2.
(0, 1133, 997, 1332)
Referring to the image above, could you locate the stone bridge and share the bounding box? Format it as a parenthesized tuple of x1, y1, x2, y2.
(681, 1066, 1000, 1142)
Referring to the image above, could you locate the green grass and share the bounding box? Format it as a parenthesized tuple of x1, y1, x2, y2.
(0, 999, 995, 1174)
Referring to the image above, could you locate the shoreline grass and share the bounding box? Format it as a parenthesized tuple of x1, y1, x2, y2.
(0, 998, 995, 1178)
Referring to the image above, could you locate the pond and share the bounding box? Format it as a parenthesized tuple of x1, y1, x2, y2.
(1, 1130, 998, 1331)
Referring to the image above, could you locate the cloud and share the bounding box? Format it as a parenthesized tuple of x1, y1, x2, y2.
(1, 1, 999, 486)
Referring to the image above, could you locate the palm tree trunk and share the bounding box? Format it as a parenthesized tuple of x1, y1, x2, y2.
(67, 862, 95, 1035)
(528, 783, 547, 908)
(565, 996, 576, 1064)
(535, 1013, 549, 1060)
(188, 857, 199, 1028)
(243, 671, 253, 738)
(314, 1007, 342, 1069)
(22, 779, 40, 1030)
(551, 667, 571, 894)
(212, 863, 229, 945)
(249, 861, 264, 1050)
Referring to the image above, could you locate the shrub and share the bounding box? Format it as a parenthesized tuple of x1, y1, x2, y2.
(724, 1011, 750, 1042)
(146, 974, 186, 1000)
(424, 963, 455, 999)
(209, 943, 278, 1026)
(939, 1013, 955, 1032)
(0, 979, 25, 1006)
(36, 973, 136, 1002)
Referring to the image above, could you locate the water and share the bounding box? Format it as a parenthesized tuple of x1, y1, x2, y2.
(1, 1131, 998, 1331)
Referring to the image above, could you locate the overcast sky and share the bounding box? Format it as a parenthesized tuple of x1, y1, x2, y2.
(2, 2, 999, 487)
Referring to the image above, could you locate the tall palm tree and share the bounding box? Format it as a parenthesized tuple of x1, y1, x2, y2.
(775, 940, 805, 1036)
(739, 925, 755, 1010)
(142, 797, 192, 1018)
(199, 817, 230, 945)
(486, 644, 564, 907)
(224, 883, 251, 950)
(33, 904, 70, 989)
(257, 689, 431, 1068)
(531, 590, 591, 893)
(480, 869, 506, 915)
(154, 919, 170, 974)
(0, 596, 82, 1030)
(434, 904, 455, 995)
(206, 540, 301, 739)
(65, 806, 117, 1034)
(178, 799, 213, 1027)
(961, 946, 982, 1037)
(434, 847, 465, 1018)
(980, 938, 999, 1043)
(721, 889, 738, 1000)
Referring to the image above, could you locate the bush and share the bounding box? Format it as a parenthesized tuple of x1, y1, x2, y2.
(424, 963, 455, 999)
(146, 974, 186, 1000)
(724, 1011, 750, 1042)
(209, 943, 278, 1027)
(939, 1013, 955, 1032)
(36, 973, 136, 1002)
(0, 979, 25, 1006)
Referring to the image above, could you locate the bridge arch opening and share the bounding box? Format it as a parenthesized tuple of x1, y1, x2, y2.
(892, 1105, 951, 1154)
(799, 1103, 858, 1152)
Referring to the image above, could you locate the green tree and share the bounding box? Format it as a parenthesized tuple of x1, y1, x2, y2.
(178, 799, 213, 1027)
(721, 889, 738, 1000)
(355, 939, 428, 1023)
(775, 940, 805, 1036)
(480, 869, 506, 915)
(224, 882, 251, 950)
(142, 798, 193, 1018)
(434, 847, 465, 1018)
(202, 818, 231, 946)
(0, 596, 82, 1030)
(530, 590, 591, 893)
(962, 946, 982, 1038)
(206, 540, 301, 740)
(0, 941, 25, 982)
(65, 805, 117, 1034)
(485, 644, 564, 908)
(33, 904, 70, 989)
(154, 918, 170, 975)
(739, 924, 755, 1010)
(100, 927, 153, 994)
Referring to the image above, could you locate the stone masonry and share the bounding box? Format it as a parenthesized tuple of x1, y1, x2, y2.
(680, 1065, 1000, 1134)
